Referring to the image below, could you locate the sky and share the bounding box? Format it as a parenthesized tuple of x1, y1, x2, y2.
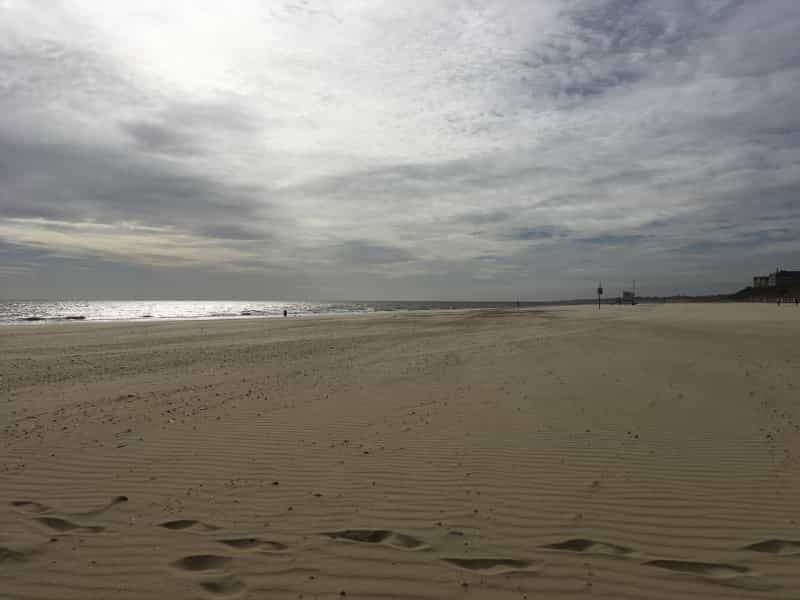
(1, 0, 799, 301)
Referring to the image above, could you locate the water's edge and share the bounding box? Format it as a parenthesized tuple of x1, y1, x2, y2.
(0, 300, 562, 325)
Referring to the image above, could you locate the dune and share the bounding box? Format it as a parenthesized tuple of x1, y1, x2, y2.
(1, 304, 799, 598)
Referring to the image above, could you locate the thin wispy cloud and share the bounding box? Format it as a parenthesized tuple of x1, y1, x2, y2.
(1, 1, 798, 299)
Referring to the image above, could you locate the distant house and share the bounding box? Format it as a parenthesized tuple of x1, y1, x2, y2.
(772, 270, 800, 288)
(753, 275, 770, 288)
(751, 269, 800, 296)
(622, 290, 635, 304)
(754, 269, 800, 289)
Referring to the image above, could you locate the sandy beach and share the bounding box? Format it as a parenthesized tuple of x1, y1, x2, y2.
(1, 304, 799, 599)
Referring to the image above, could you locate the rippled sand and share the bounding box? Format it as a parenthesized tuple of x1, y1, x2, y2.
(1, 304, 799, 599)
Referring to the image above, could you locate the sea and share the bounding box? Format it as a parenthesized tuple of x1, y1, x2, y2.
(0, 300, 552, 325)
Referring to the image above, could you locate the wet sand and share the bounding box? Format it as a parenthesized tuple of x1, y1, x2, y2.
(1, 304, 799, 599)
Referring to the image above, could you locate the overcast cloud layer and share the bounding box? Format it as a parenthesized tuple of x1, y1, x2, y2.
(1, 0, 799, 300)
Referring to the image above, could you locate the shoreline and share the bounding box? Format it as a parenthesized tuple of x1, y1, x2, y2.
(0, 303, 550, 328)
(0, 297, 753, 329)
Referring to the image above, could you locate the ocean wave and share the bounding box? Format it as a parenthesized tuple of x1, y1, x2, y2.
(20, 315, 87, 322)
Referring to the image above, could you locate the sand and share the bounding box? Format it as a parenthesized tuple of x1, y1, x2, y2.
(1, 303, 799, 599)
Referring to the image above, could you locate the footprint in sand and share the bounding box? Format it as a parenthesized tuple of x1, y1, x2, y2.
(199, 575, 247, 598)
(743, 539, 800, 556)
(218, 538, 288, 553)
(160, 519, 219, 532)
(170, 555, 246, 598)
(171, 554, 231, 572)
(12, 496, 127, 517)
(643, 559, 778, 591)
(644, 559, 750, 577)
(70, 495, 128, 517)
(1, 546, 39, 565)
(13, 498, 122, 537)
(323, 529, 426, 550)
(442, 557, 536, 574)
(34, 516, 104, 534)
(542, 538, 634, 557)
(10, 500, 51, 514)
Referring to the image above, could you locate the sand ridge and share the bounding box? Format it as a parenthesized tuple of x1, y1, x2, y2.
(1, 304, 799, 598)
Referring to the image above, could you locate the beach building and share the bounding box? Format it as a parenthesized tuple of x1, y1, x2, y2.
(753, 275, 770, 288)
(771, 270, 800, 288)
(753, 269, 800, 289)
(749, 269, 800, 300)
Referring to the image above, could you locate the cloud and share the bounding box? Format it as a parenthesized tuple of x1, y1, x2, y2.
(121, 121, 200, 156)
(0, 131, 276, 234)
(330, 240, 416, 266)
(1, 1, 799, 299)
(506, 227, 566, 241)
(119, 99, 264, 156)
(578, 233, 649, 246)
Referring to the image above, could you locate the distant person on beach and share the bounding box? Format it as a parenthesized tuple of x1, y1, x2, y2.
(283, 309, 288, 317)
